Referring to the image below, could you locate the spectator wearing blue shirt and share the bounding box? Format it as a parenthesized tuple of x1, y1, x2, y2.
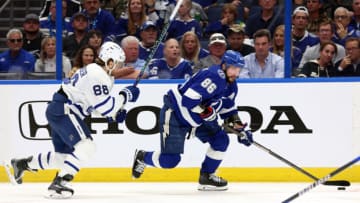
(39, 0, 72, 37)
(205, 3, 240, 37)
(349, 0, 360, 37)
(179, 31, 209, 70)
(82, 0, 116, 39)
(240, 29, 284, 78)
(332, 7, 357, 46)
(139, 21, 164, 60)
(0, 29, 36, 79)
(148, 38, 192, 79)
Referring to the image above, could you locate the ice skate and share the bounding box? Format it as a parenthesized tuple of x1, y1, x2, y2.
(4, 156, 37, 185)
(198, 173, 228, 191)
(132, 149, 146, 179)
(46, 173, 74, 199)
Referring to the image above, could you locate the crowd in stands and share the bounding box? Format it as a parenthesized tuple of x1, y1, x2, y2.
(0, 0, 359, 79)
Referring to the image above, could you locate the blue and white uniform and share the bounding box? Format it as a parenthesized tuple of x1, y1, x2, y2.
(143, 64, 238, 174)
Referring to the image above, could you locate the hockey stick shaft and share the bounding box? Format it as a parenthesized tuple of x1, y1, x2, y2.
(133, 0, 184, 87)
(223, 125, 350, 186)
(282, 156, 360, 203)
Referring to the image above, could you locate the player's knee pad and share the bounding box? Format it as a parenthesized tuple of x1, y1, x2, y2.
(72, 139, 96, 161)
(209, 131, 229, 152)
(159, 153, 181, 168)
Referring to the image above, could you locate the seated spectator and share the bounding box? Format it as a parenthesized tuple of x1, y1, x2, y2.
(34, 36, 72, 77)
(297, 41, 337, 77)
(306, 0, 330, 34)
(115, 0, 151, 39)
(240, 29, 284, 78)
(271, 24, 302, 71)
(334, 37, 360, 76)
(299, 20, 346, 69)
(166, 0, 202, 41)
(67, 45, 97, 77)
(113, 36, 147, 79)
(39, 0, 72, 37)
(332, 7, 357, 46)
(349, 0, 360, 37)
(226, 24, 254, 56)
(179, 31, 209, 70)
(86, 29, 103, 55)
(82, 0, 116, 39)
(63, 12, 89, 61)
(192, 0, 217, 8)
(204, 3, 239, 37)
(148, 38, 192, 79)
(22, 13, 45, 59)
(138, 21, 164, 60)
(0, 29, 35, 79)
(292, 6, 319, 54)
(245, 0, 284, 38)
(39, 0, 81, 18)
(193, 33, 227, 73)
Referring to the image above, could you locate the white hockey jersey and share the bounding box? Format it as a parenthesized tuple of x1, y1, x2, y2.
(61, 63, 125, 119)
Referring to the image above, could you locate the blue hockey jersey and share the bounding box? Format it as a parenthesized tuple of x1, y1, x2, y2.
(148, 58, 192, 79)
(167, 64, 238, 127)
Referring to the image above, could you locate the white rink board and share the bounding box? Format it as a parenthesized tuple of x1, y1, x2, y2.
(0, 82, 359, 168)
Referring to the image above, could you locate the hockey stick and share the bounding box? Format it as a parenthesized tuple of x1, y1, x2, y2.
(133, 0, 184, 87)
(282, 156, 360, 203)
(223, 124, 351, 187)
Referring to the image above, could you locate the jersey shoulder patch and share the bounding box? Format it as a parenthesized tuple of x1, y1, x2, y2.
(217, 69, 226, 79)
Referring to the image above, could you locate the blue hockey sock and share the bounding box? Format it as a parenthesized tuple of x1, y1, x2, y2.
(200, 156, 222, 174)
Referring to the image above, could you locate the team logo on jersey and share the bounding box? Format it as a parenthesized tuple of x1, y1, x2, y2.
(217, 69, 225, 79)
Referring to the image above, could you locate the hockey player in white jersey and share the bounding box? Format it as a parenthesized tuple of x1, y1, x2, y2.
(4, 42, 140, 199)
(132, 50, 254, 191)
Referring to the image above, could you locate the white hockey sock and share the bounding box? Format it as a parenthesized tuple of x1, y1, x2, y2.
(58, 153, 81, 177)
(28, 151, 67, 170)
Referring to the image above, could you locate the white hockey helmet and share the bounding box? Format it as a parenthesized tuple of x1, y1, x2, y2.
(98, 41, 126, 74)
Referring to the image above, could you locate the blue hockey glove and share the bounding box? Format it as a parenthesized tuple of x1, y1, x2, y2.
(200, 106, 217, 121)
(237, 130, 253, 147)
(119, 85, 140, 103)
(107, 109, 127, 123)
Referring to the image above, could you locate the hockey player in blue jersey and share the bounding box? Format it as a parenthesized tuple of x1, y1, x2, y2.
(4, 42, 140, 199)
(132, 50, 253, 191)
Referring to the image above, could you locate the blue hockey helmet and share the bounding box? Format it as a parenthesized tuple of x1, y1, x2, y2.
(221, 50, 245, 69)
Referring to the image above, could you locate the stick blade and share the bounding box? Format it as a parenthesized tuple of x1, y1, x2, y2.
(323, 180, 351, 186)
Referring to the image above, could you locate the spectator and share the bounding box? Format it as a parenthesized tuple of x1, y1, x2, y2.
(179, 31, 209, 70)
(63, 12, 89, 60)
(334, 37, 360, 76)
(148, 38, 192, 79)
(271, 24, 302, 71)
(192, 0, 217, 8)
(34, 36, 72, 77)
(138, 21, 164, 60)
(166, 0, 202, 41)
(292, 6, 319, 54)
(115, 0, 150, 38)
(332, 7, 357, 46)
(297, 41, 337, 77)
(226, 24, 254, 56)
(350, 0, 360, 37)
(113, 36, 147, 79)
(240, 29, 284, 78)
(0, 29, 35, 79)
(299, 20, 346, 69)
(245, 0, 284, 38)
(22, 13, 45, 59)
(205, 3, 239, 37)
(39, 0, 81, 18)
(39, 0, 72, 37)
(82, 0, 116, 39)
(193, 33, 227, 73)
(86, 29, 103, 55)
(306, 0, 330, 34)
(68, 45, 97, 77)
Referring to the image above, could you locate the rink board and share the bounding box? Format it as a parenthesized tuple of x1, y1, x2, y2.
(0, 81, 359, 182)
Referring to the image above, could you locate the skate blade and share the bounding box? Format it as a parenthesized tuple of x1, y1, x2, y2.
(45, 190, 73, 199)
(197, 184, 228, 191)
(2, 160, 19, 185)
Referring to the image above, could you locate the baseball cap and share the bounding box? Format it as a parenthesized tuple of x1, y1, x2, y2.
(71, 12, 88, 22)
(24, 13, 39, 22)
(292, 6, 309, 16)
(209, 33, 226, 45)
(228, 24, 245, 34)
(140, 21, 157, 31)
